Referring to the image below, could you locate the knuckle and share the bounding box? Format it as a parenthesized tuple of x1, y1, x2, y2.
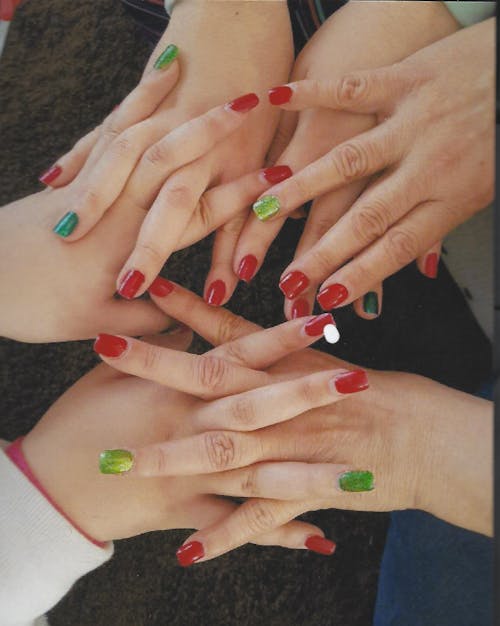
(309, 215, 334, 239)
(307, 245, 335, 276)
(242, 501, 277, 534)
(144, 141, 170, 168)
(196, 355, 230, 393)
(204, 431, 237, 471)
(239, 466, 259, 496)
(230, 395, 257, 427)
(385, 228, 420, 267)
(332, 142, 370, 181)
(337, 73, 369, 104)
(81, 188, 101, 210)
(148, 446, 168, 477)
(162, 183, 193, 208)
(351, 203, 390, 246)
(109, 134, 133, 157)
(196, 196, 213, 232)
(142, 343, 162, 374)
(298, 379, 320, 407)
(134, 241, 164, 266)
(102, 125, 121, 143)
(215, 311, 248, 346)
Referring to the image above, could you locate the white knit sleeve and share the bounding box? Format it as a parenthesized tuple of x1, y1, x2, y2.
(0, 450, 113, 626)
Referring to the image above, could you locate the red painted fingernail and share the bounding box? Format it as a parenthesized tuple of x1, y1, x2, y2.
(118, 269, 145, 300)
(279, 270, 310, 300)
(39, 164, 62, 186)
(149, 276, 175, 297)
(424, 253, 439, 279)
(304, 313, 334, 337)
(237, 255, 258, 283)
(205, 280, 226, 306)
(334, 369, 369, 394)
(261, 165, 293, 185)
(305, 535, 336, 556)
(226, 92, 259, 113)
(291, 298, 310, 319)
(176, 541, 205, 567)
(93, 333, 128, 358)
(317, 283, 349, 310)
(268, 85, 293, 106)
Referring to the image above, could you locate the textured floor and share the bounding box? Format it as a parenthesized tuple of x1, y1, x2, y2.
(0, 2, 491, 625)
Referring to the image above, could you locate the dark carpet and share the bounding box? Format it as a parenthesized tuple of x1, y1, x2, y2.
(0, 2, 491, 625)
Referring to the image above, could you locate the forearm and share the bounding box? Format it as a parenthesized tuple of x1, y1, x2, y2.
(416, 384, 493, 536)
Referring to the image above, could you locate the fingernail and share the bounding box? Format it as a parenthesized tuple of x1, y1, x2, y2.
(291, 298, 310, 319)
(424, 253, 439, 279)
(268, 85, 293, 106)
(153, 43, 179, 70)
(118, 269, 145, 300)
(317, 283, 349, 310)
(333, 369, 369, 394)
(176, 540, 205, 567)
(93, 333, 128, 358)
(305, 535, 336, 555)
(39, 164, 62, 186)
(99, 449, 134, 474)
(149, 276, 175, 297)
(339, 470, 374, 492)
(279, 270, 310, 300)
(261, 165, 293, 185)
(253, 195, 280, 221)
(363, 291, 379, 315)
(237, 255, 258, 283)
(226, 92, 259, 113)
(304, 313, 334, 337)
(53, 211, 78, 238)
(205, 280, 226, 306)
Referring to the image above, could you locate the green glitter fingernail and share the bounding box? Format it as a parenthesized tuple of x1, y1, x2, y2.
(154, 44, 179, 70)
(252, 195, 280, 221)
(363, 292, 379, 315)
(53, 211, 78, 238)
(339, 470, 374, 492)
(99, 449, 134, 474)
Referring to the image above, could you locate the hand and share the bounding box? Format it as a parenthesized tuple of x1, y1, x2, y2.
(48, 0, 294, 299)
(98, 281, 492, 564)
(21, 308, 356, 557)
(247, 16, 494, 312)
(227, 0, 459, 319)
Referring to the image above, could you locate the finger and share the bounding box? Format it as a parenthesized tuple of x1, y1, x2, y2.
(176, 165, 293, 250)
(204, 214, 247, 306)
(139, 324, 194, 352)
(97, 299, 172, 340)
(93, 334, 270, 399)
(109, 369, 369, 477)
(416, 241, 442, 279)
(52, 58, 180, 240)
(279, 168, 417, 302)
(315, 200, 450, 308)
(180, 496, 327, 559)
(176, 500, 320, 564)
(281, 184, 365, 320)
(250, 121, 401, 224)
(352, 283, 383, 320)
(265, 109, 299, 167)
(123, 93, 260, 213)
(268, 67, 402, 115)
(116, 161, 211, 299)
(206, 462, 352, 500)
(194, 368, 361, 431)
(39, 126, 101, 188)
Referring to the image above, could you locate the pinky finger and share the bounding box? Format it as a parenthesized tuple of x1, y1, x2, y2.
(176, 499, 335, 566)
(38, 126, 101, 188)
(417, 241, 441, 279)
(353, 283, 383, 320)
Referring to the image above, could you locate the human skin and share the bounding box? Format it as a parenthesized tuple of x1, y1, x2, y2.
(249, 17, 494, 312)
(49, 0, 294, 301)
(92, 282, 492, 564)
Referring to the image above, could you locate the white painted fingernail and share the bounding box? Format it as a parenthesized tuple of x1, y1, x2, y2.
(323, 324, 340, 344)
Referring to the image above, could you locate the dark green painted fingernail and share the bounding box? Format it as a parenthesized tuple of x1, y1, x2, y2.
(154, 44, 179, 70)
(363, 292, 379, 315)
(339, 470, 374, 492)
(99, 449, 134, 474)
(53, 211, 78, 237)
(252, 195, 280, 221)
